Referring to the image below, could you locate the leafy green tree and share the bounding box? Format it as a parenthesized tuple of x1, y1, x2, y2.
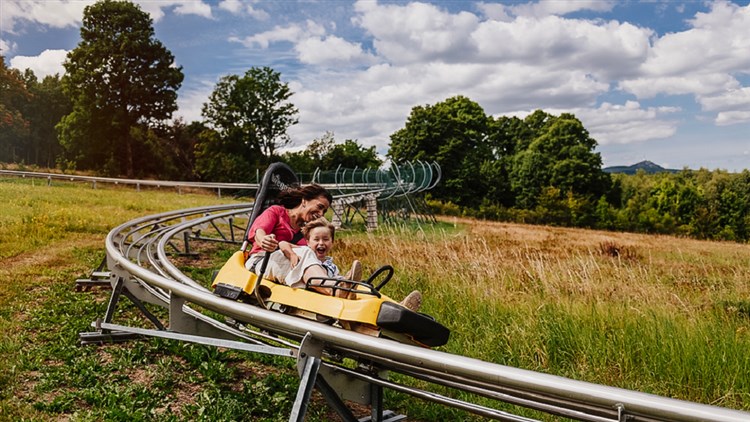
(59, 0, 183, 176)
(194, 125, 256, 182)
(510, 112, 610, 209)
(0, 57, 30, 162)
(389, 95, 491, 207)
(281, 131, 382, 174)
(201, 67, 298, 165)
(22, 71, 72, 167)
(158, 119, 203, 180)
(279, 131, 336, 174)
(321, 139, 381, 170)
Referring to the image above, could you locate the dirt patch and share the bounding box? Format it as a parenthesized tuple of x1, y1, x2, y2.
(169, 241, 228, 269)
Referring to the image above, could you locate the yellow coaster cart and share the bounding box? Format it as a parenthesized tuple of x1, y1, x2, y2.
(212, 163, 449, 348)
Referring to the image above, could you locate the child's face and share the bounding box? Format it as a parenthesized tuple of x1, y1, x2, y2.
(307, 226, 333, 261)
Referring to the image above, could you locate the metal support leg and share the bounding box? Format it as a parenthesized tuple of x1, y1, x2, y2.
(314, 375, 358, 422)
(183, 231, 191, 255)
(103, 276, 126, 327)
(290, 355, 321, 422)
(122, 288, 165, 330)
(79, 276, 147, 344)
(370, 383, 384, 422)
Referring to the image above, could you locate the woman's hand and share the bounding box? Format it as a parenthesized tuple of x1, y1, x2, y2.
(260, 233, 278, 252)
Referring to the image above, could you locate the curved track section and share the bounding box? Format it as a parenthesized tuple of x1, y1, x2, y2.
(84, 203, 749, 422)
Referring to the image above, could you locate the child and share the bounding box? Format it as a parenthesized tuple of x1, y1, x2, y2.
(302, 217, 422, 311)
(302, 217, 362, 281)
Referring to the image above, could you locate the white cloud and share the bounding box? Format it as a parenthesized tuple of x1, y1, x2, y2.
(280, 1, 656, 150)
(9, 49, 68, 78)
(1, 0, 213, 33)
(1, 0, 92, 32)
(475, 2, 512, 22)
(173, 1, 212, 19)
(621, 1, 750, 95)
(295, 36, 377, 67)
(219, 0, 243, 14)
(572, 101, 679, 144)
(218, 0, 268, 20)
(175, 78, 217, 123)
(135, 1, 213, 21)
(506, 0, 616, 18)
(246, 5, 270, 21)
(492, 101, 679, 146)
(700, 87, 750, 112)
(230, 20, 326, 48)
(471, 16, 652, 79)
(353, 0, 479, 64)
(715, 111, 750, 126)
(619, 74, 740, 98)
(349, 1, 652, 80)
(615, 1, 750, 126)
(1, 39, 17, 55)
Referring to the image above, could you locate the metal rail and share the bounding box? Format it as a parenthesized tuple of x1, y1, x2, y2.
(0, 163, 440, 201)
(79, 202, 750, 422)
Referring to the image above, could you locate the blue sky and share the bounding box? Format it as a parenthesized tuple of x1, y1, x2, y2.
(2, 0, 750, 171)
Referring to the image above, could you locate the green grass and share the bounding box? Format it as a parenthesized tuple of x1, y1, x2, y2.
(1, 177, 749, 421)
(0, 178, 335, 421)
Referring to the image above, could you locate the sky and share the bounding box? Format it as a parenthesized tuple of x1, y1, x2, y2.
(2, 0, 750, 171)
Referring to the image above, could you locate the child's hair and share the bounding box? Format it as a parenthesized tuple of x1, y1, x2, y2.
(303, 217, 335, 240)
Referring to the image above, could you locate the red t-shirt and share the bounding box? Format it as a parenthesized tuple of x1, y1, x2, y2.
(247, 205, 307, 255)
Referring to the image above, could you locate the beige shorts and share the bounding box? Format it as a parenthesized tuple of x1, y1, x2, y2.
(246, 246, 323, 288)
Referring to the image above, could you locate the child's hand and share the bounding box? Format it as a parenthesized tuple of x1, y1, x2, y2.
(288, 253, 300, 268)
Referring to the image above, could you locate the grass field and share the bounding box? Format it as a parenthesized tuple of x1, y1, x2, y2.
(1, 177, 749, 421)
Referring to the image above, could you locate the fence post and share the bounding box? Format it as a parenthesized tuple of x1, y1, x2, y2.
(366, 195, 378, 231)
(331, 200, 344, 229)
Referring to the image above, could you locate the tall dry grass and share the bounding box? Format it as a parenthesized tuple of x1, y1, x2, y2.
(339, 218, 750, 310)
(334, 217, 750, 410)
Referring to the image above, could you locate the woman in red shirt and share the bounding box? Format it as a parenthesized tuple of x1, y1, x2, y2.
(245, 184, 351, 298)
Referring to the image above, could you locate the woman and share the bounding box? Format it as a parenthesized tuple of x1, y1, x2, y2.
(245, 184, 351, 298)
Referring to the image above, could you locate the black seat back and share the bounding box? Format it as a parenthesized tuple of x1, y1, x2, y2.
(241, 163, 300, 252)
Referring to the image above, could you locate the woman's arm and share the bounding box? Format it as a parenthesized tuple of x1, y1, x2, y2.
(255, 228, 279, 252)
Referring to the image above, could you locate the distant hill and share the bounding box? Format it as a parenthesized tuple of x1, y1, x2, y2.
(603, 160, 680, 175)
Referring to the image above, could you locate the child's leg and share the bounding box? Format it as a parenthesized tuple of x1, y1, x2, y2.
(343, 260, 362, 281)
(291, 247, 353, 298)
(303, 265, 351, 298)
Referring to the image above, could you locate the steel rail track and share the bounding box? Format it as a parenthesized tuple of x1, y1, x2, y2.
(79, 202, 750, 422)
(0, 164, 438, 200)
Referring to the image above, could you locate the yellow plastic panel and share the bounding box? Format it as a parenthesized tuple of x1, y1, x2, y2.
(263, 280, 394, 325)
(211, 250, 258, 294)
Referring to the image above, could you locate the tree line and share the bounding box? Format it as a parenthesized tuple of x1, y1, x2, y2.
(387, 95, 750, 242)
(1, 0, 748, 242)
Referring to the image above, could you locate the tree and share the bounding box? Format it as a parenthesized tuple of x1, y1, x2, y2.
(59, 0, 183, 176)
(510, 112, 610, 209)
(201, 67, 298, 162)
(23, 72, 72, 167)
(281, 131, 382, 174)
(156, 119, 203, 180)
(194, 125, 255, 182)
(323, 139, 380, 169)
(0, 56, 31, 162)
(389, 96, 491, 207)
